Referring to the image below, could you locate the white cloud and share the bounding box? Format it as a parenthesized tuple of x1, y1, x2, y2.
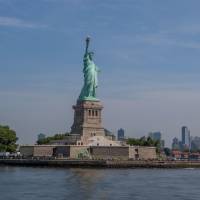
(0, 16, 47, 29)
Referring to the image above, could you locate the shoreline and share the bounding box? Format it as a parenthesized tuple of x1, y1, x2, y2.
(1, 159, 200, 168)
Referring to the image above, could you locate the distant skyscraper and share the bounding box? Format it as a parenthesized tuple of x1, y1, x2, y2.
(191, 136, 200, 151)
(149, 132, 161, 141)
(181, 126, 190, 147)
(117, 128, 125, 141)
(149, 131, 164, 148)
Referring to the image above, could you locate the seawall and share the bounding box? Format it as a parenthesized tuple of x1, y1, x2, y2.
(1, 159, 200, 168)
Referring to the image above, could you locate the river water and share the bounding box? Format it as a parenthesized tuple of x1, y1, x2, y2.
(0, 166, 199, 200)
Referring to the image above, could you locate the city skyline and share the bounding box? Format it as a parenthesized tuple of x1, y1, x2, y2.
(1, 0, 200, 146)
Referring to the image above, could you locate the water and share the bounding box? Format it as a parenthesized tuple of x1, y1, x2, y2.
(0, 166, 200, 200)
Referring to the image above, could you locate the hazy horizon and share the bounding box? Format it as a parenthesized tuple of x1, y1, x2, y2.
(1, 0, 200, 147)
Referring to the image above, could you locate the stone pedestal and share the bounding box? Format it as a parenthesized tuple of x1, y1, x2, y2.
(71, 100, 105, 142)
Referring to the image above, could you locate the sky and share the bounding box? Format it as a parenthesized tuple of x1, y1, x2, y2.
(1, 0, 200, 146)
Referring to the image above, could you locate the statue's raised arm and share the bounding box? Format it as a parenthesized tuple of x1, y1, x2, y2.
(85, 36, 90, 55)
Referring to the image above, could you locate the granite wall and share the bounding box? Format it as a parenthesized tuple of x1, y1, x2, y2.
(20, 145, 157, 160)
(89, 146, 129, 160)
(129, 146, 157, 160)
(20, 146, 34, 157)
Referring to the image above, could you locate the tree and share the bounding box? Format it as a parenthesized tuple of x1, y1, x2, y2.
(0, 125, 18, 152)
(127, 136, 161, 153)
(127, 136, 158, 147)
(37, 132, 70, 145)
(164, 147, 171, 156)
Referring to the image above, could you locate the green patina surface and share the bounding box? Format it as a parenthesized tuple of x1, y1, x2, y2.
(79, 37, 100, 101)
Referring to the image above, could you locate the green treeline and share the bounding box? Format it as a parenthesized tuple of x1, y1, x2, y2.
(37, 133, 70, 145)
(127, 136, 160, 151)
(0, 125, 18, 152)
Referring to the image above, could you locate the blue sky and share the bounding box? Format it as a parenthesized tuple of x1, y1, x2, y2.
(1, 0, 200, 146)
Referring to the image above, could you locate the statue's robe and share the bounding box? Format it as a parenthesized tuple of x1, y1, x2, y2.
(79, 54, 98, 100)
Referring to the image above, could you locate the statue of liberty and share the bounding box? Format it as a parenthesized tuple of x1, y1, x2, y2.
(79, 37, 100, 101)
